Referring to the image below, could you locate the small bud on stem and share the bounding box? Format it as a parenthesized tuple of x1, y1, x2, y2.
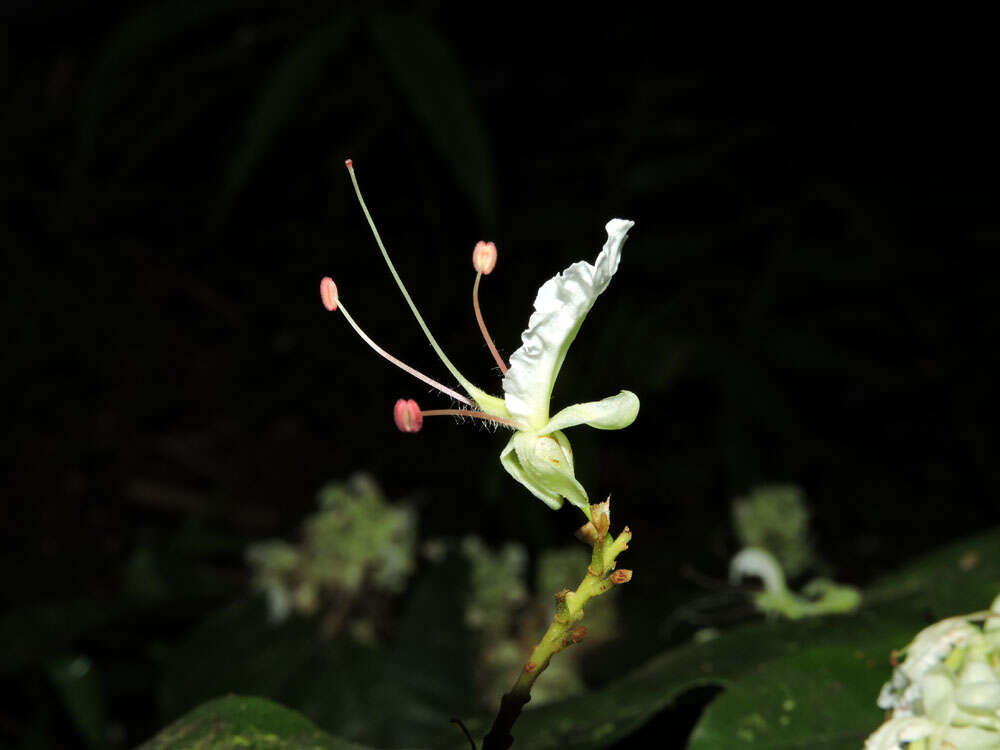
(611, 569, 633, 585)
(591, 498, 611, 539)
(575, 520, 599, 545)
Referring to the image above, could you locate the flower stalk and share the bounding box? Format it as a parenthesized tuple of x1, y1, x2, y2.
(481, 499, 632, 750)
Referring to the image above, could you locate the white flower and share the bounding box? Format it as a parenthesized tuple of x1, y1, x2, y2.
(325, 162, 638, 519)
(498, 219, 639, 515)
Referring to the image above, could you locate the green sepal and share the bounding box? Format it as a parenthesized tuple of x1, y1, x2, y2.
(499, 431, 589, 516)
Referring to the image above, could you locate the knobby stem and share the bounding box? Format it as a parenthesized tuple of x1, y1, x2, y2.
(481, 500, 632, 750)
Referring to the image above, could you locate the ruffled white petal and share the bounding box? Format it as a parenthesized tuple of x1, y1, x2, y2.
(503, 219, 634, 428)
(541, 390, 639, 434)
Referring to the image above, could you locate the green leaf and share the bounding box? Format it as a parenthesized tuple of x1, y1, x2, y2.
(864, 526, 1000, 617)
(687, 644, 899, 749)
(215, 17, 353, 223)
(369, 12, 497, 227)
(139, 695, 369, 749)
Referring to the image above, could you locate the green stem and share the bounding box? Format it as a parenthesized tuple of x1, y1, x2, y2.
(481, 511, 631, 750)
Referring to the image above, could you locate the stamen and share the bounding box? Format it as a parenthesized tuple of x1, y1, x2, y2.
(392, 399, 524, 432)
(320, 276, 339, 311)
(394, 398, 422, 433)
(472, 240, 497, 275)
(471, 241, 507, 374)
(344, 160, 498, 407)
(320, 277, 473, 406)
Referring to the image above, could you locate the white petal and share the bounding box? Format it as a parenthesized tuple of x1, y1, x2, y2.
(864, 717, 938, 749)
(940, 726, 1000, 749)
(503, 219, 634, 428)
(541, 391, 639, 434)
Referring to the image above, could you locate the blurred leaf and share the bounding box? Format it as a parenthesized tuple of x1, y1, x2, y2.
(77, 0, 241, 170)
(158, 598, 319, 720)
(864, 526, 1000, 615)
(161, 553, 474, 748)
(389, 548, 477, 718)
(216, 16, 353, 223)
(140, 694, 369, 749)
(687, 644, 895, 748)
(47, 655, 108, 749)
(370, 12, 496, 227)
(0, 599, 131, 674)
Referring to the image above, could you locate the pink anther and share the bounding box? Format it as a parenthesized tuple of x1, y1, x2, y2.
(393, 398, 423, 433)
(472, 241, 497, 275)
(320, 277, 339, 311)
(344, 158, 353, 169)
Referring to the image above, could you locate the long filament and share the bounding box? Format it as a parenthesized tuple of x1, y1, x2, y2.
(421, 408, 525, 430)
(346, 162, 484, 399)
(337, 300, 473, 406)
(473, 271, 508, 373)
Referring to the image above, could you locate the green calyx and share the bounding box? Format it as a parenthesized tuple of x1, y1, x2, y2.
(500, 430, 590, 518)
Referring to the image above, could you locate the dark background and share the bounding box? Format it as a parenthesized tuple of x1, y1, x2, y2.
(2, 4, 997, 747)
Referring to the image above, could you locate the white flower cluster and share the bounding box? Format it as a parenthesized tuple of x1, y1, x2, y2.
(866, 594, 1000, 749)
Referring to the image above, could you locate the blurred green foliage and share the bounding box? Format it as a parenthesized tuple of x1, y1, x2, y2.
(247, 474, 416, 631)
(732, 484, 813, 578)
(140, 528, 1000, 748)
